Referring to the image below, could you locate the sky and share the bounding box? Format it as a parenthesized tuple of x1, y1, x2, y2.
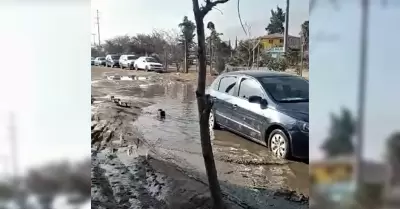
(310, 0, 400, 161)
(0, 1, 91, 175)
(90, 0, 309, 43)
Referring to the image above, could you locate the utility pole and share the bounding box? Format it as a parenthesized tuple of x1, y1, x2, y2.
(9, 113, 17, 183)
(96, 10, 101, 46)
(283, 0, 290, 54)
(9, 112, 25, 208)
(92, 33, 97, 46)
(354, 0, 370, 190)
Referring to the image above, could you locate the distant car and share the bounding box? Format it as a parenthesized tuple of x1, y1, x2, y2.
(105, 54, 120, 68)
(91, 57, 95, 65)
(94, 57, 106, 66)
(119, 55, 138, 69)
(133, 56, 164, 72)
(207, 70, 309, 159)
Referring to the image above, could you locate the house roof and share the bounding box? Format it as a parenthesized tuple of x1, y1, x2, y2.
(259, 33, 300, 39)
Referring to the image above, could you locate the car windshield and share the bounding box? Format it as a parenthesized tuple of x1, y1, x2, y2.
(127, 56, 137, 60)
(145, 57, 157, 62)
(112, 56, 120, 60)
(258, 76, 309, 103)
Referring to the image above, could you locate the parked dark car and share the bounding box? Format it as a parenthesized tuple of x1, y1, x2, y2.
(207, 70, 309, 159)
(105, 54, 120, 68)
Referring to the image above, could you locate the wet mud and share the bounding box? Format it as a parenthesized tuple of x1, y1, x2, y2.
(91, 67, 309, 209)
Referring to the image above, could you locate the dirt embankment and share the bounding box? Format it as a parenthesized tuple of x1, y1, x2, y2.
(91, 67, 308, 209)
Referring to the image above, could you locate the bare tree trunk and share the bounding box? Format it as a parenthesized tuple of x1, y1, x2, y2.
(209, 35, 213, 75)
(164, 49, 168, 72)
(192, 0, 225, 208)
(184, 39, 189, 73)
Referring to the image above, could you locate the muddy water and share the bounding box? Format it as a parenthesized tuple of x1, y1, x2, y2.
(128, 82, 309, 196)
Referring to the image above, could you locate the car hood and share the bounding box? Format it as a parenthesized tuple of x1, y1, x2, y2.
(148, 62, 162, 66)
(276, 102, 309, 122)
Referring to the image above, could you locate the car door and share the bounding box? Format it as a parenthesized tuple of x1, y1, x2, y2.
(211, 75, 238, 130)
(232, 77, 266, 141)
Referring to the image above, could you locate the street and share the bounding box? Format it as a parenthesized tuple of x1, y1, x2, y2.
(91, 66, 308, 209)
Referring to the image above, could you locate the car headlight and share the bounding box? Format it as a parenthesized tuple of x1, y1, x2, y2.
(297, 121, 309, 133)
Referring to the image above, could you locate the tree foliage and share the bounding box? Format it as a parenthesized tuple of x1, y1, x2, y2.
(91, 30, 184, 70)
(1, 158, 91, 208)
(265, 6, 285, 34)
(321, 108, 355, 157)
(285, 47, 300, 67)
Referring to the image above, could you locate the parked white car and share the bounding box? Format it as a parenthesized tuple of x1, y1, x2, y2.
(119, 54, 138, 69)
(133, 56, 164, 72)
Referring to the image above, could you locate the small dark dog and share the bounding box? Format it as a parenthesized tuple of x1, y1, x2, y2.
(157, 109, 166, 119)
(110, 95, 114, 101)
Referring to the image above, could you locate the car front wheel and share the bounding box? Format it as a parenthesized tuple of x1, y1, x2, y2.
(208, 109, 220, 131)
(269, 129, 290, 159)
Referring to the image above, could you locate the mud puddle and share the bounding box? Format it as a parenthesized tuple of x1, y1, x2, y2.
(131, 82, 309, 197)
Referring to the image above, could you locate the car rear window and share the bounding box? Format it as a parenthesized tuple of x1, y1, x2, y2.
(218, 76, 237, 95)
(127, 56, 137, 60)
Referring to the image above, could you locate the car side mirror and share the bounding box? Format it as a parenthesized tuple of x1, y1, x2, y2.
(248, 96, 262, 103)
(248, 96, 268, 108)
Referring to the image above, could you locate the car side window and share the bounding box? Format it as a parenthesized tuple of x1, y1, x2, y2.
(218, 76, 237, 95)
(238, 78, 263, 99)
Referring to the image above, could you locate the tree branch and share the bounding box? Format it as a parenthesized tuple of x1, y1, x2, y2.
(199, 0, 229, 17)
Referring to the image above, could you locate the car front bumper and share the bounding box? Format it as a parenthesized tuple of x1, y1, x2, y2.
(289, 130, 309, 158)
(149, 66, 164, 71)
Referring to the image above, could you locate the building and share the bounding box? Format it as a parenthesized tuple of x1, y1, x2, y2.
(310, 155, 388, 205)
(258, 33, 301, 58)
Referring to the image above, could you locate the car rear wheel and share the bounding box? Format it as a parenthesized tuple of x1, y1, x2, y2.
(269, 129, 290, 159)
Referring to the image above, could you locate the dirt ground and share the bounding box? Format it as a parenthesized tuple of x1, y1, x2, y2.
(91, 66, 309, 209)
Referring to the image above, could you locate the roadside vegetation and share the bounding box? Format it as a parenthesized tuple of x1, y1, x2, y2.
(91, 6, 309, 75)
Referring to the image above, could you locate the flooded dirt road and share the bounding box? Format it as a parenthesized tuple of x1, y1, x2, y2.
(91, 67, 309, 209)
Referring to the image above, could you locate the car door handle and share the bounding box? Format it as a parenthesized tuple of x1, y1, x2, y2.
(232, 104, 238, 109)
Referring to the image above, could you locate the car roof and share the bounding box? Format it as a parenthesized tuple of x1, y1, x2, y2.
(221, 70, 297, 78)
